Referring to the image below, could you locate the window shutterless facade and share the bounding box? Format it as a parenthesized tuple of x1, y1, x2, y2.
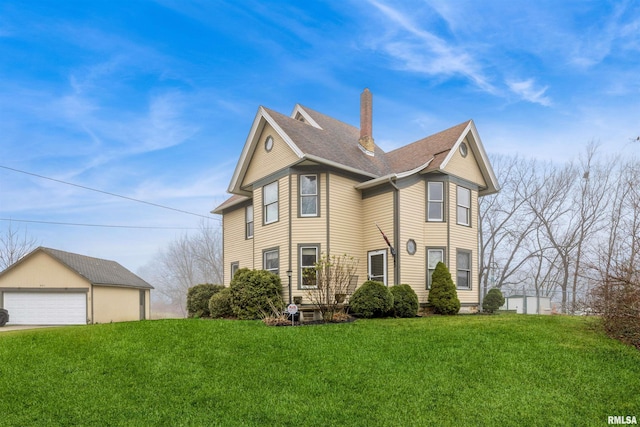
(426, 248, 445, 288)
(299, 174, 318, 217)
(456, 250, 471, 289)
(457, 186, 471, 226)
(245, 205, 254, 238)
(299, 245, 319, 288)
(230, 262, 239, 279)
(263, 181, 278, 224)
(263, 248, 279, 275)
(427, 181, 444, 221)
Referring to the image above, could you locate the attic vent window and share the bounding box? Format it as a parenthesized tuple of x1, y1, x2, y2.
(265, 136, 274, 152)
(295, 113, 306, 123)
(459, 142, 468, 157)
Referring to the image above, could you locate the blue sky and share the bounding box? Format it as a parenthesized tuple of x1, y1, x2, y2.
(1, 0, 639, 272)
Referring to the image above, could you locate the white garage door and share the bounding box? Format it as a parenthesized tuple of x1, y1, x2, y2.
(4, 292, 87, 325)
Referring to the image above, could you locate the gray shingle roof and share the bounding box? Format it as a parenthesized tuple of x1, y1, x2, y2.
(39, 247, 153, 289)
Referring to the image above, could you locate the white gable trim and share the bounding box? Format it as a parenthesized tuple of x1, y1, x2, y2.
(227, 106, 304, 195)
(290, 104, 322, 129)
(439, 120, 500, 196)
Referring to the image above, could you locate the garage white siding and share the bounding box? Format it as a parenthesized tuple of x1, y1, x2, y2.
(4, 292, 87, 325)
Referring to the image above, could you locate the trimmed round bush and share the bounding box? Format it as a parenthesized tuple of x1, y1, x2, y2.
(482, 288, 505, 314)
(230, 268, 283, 320)
(187, 283, 225, 318)
(349, 280, 394, 318)
(390, 284, 419, 318)
(209, 287, 234, 318)
(427, 262, 460, 315)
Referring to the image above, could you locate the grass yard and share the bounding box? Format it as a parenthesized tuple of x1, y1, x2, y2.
(0, 315, 639, 426)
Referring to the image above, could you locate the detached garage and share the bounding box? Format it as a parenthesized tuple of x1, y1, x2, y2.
(0, 247, 153, 325)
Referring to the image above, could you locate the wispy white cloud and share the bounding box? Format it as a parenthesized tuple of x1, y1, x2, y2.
(506, 79, 551, 107)
(366, 0, 496, 94)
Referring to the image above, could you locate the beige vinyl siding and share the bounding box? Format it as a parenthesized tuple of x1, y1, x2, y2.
(93, 286, 145, 323)
(444, 139, 487, 187)
(398, 180, 428, 302)
(243, 124, 299, 188)
(449, 184, 479, 304)
(222, 205, 254, 286)
(0, 252, 90, 289)
(254, 178, 290, 278)
(326, 173, 366, 287)
(362, 190, 395, 286)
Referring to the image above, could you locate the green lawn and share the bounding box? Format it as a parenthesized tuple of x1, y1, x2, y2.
(0, 315, 638, 426)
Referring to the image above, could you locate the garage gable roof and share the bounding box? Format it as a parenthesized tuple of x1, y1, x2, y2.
(0, 247, 153, 289)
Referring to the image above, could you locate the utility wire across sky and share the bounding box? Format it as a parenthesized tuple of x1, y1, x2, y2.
(1, 165, 220, 229)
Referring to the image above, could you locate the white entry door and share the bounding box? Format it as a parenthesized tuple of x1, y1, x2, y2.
(368, 250, 387, 285)
(4, 292, 87, 325)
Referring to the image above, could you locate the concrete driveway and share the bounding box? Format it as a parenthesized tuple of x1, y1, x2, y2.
(0, 325, 59, 333)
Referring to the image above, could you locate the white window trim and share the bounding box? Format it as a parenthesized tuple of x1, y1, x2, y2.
(263, 181, 279, 224)
(457, 186, 471, 226)
(368, 249, 387, 286)
(299, 174, 318, 217)
(427, 181, 444, 222)
(299, 245, 319, 289)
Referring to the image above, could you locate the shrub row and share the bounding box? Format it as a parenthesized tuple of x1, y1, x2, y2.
(349, 281, 419, 318)
(187, 269, 282, 320)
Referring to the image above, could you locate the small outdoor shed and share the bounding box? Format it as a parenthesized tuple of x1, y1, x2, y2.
(502, 295, 552, 315)
(0, 247, 152, 325)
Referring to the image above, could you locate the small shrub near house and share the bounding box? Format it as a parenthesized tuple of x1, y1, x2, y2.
(349, 280, 393, 318)
(482, 288, 505, 314)
(389, 284, 419, 318)
(230, 268, 284, 320)
(428, 262, 460, 315)
(187, 284, 225, 318)
(209, 287, 234, 319)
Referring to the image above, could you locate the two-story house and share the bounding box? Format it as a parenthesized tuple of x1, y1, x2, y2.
(213, 89, 499, 312)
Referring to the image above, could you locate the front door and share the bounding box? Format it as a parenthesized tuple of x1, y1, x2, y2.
(368, 250, 387, 285)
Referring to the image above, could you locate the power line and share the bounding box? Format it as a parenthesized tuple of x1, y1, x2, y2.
(0, 164, 217, 220)
(0, 218, 209, 230)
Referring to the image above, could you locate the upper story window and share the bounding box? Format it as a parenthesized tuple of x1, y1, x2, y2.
(246, 205, 254, 238)
(300, 174, 318, 217)
(457, 186, 471, 226)
(427, 182, 444, 221)
(264, 181, 278, 224)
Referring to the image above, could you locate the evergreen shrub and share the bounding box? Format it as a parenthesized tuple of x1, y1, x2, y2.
(482, 288, 505, 313)
(349, 280, 393, 318)
(230, 268, 283, 320)
(209, 287, 234, 318)
(187, 283, 224, 318)
(390, 284, 419, 318)
(427, 262, 460, 315)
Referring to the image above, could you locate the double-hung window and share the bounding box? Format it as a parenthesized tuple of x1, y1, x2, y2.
(264, 181, 278, 224)
(427, 182, 444, 221)
(457, 186, 471, 226)
(426, 248, 445, 288)
(300, 175, 318, 217)
(263, 249, 279, 275)
(456, 250, 471, 289)
(246, 205, 254, 238)
(300, 246, 318, 288)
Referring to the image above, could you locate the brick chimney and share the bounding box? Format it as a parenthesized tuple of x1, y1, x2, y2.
(358, 88, 375, 154)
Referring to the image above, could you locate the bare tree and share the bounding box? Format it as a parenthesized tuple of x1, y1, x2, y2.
(0, 222, 39, 270)
(138, 219, 222, 317)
